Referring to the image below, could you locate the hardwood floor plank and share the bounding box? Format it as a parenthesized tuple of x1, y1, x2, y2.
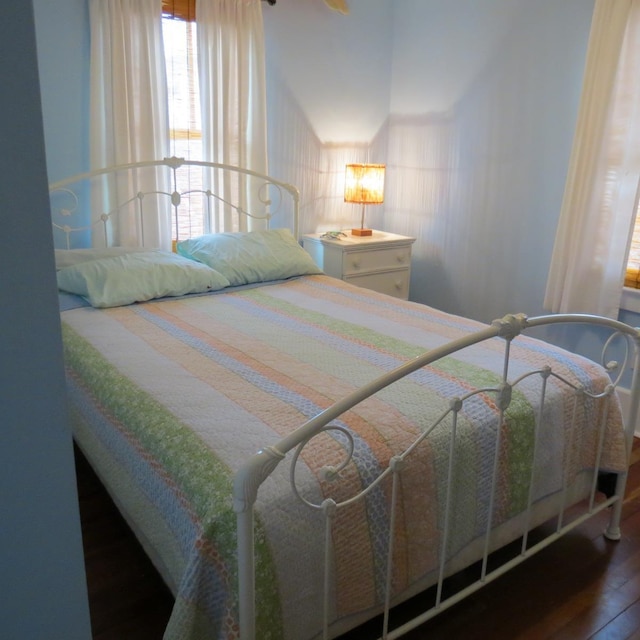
(588, 599, 640, 640)
(75, 440, 640, 639)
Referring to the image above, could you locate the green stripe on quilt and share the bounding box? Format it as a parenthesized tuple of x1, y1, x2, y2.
(242, 287, 536, 516)
(62, 323, 284, 639)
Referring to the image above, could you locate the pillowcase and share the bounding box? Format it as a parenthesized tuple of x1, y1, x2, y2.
(55, 247, 155, 270)
(176, 228, 322, 286)
(57, 250, 230, 308)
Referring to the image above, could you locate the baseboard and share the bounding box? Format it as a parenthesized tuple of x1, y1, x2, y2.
(617, 386, 640, 437)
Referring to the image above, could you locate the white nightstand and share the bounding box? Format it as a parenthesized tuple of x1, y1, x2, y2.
(302, 230, 416, 300)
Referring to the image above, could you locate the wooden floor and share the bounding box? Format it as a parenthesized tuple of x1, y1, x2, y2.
(76, 440, 640, 640)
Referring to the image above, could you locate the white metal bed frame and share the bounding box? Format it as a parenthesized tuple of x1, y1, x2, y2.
(51, 158, 640, 640)
(50, 156, 300, 249)
(234, 312, 640, 640)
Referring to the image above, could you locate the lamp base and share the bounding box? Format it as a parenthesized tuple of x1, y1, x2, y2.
(351, 228, 373, 237)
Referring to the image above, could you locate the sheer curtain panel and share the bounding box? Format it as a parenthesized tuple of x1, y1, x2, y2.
(89, 0, 171, 249)
(196, 0, 268, 231)
(544, 0, 640, 318)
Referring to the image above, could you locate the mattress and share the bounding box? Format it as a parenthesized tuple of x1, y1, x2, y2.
(60, 274, 627, 640)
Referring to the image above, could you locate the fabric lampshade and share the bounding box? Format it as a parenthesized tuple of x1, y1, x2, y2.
(344, 164, 386, 204)
(344, 163, 385, 236)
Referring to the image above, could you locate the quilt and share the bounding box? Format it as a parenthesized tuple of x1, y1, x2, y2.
(60, 274, 627, 640)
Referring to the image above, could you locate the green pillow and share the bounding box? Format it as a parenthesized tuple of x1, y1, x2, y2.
(176, 228, 322, 286)
(57, 250, 230, 308)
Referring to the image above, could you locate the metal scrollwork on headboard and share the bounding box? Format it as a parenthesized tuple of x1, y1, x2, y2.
(49, 156, 300, 250)
(50, 187, 83, 249)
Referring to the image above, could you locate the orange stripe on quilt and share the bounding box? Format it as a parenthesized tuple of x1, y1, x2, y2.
(108, 301, 439, 609)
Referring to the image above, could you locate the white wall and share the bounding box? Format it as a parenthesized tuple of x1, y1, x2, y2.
(0, 2, 91, 637)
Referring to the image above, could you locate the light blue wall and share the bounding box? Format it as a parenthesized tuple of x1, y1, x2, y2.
(386, 0, 595, 322)
(389, 0, 529, 115)
(263, 0, 392, 143)
(33, 0, 89, 182)
(23, 5, 640, 634)
(32, 1, 640, 353)
(261, 0, 640, 363)
(0, 1, 91, 637)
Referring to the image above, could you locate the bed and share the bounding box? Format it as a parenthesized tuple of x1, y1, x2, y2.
(51, 157, 640, 640)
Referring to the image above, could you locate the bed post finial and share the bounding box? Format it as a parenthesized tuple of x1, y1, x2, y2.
(233, 445, 285, 514)
(491, 313, 528, 340)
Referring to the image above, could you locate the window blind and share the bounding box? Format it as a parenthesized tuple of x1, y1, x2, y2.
(163, 0, 275, 20)
(162, 0, 195, 21)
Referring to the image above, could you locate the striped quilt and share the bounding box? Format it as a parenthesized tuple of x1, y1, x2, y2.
(60, 275, 627, 640)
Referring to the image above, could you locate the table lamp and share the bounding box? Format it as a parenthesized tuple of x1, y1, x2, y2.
(344, 163, 385, 237)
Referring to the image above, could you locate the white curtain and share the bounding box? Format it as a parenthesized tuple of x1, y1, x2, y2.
(196, 0, 268, 231)
(544, 0, 640, 318)
(89, 0, 171, 249)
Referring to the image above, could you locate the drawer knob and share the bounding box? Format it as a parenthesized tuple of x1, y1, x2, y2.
(352, 259, 361, 269)
(396, 253, 406, 263)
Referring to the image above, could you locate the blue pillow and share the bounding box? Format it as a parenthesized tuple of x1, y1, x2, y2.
(57, 250, 230, 308)
(176, 228, 322, 286)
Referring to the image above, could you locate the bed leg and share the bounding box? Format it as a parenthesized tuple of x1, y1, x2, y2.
(604, 510, 622, 541)
(237, 508, 256, 640)
(604, 471, 628, 541)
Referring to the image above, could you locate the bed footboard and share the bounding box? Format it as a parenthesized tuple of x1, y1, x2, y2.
(234, 313, 640, 640)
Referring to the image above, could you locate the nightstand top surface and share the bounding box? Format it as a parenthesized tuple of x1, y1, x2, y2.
(303, 230, 415, 248)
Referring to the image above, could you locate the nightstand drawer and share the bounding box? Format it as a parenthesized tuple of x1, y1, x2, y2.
(342, 246, 412, 276)
(345, 270, 410, 299)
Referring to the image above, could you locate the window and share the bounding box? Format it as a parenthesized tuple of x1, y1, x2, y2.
(90, 0, 267, 247)
(626, 206, 640, 289)
(162, 0, 205, 238)
(163, 1, 200, 161)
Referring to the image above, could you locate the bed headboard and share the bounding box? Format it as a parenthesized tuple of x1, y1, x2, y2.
(49, 157, 300, 250)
